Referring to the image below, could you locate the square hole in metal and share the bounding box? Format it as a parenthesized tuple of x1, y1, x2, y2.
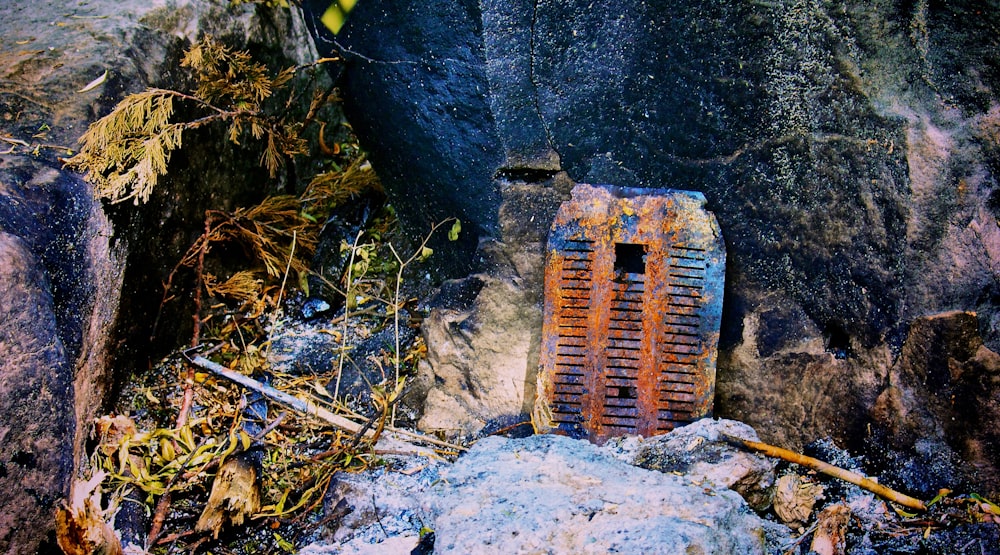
(614, 243, 647, 276)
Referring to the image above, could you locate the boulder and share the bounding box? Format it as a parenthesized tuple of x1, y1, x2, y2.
(302, 433, 775, 554)
(432, 434, 768, 554)
(871, 311, 1000, 498)
(409, 275, 541, 438)
(607, 418, 777, 512)
(0, 233, 75, 553)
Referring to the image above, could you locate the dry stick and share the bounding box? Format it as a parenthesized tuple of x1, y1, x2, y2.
(177, 212, 212, 429)
(149, 214, 213, 546)
(189, 355, 441, 457)
(334, 404, 464, 452)
(723, 435, 927, 511)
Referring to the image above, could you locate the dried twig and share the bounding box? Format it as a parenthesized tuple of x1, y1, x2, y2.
(723, 435, 927, 511)
(177, 212, 213, 429)
(188, 355, 443, 457)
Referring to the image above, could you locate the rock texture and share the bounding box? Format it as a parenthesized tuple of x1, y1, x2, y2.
(432, 434, 767, 554)
(0, 233, 75, 552)
(870, 311, 1000, 498)
(409, 275, 541, 438)
(1, 1, 319, 551)
(302, 0, 1000, 493)
(303, 422, 778, 555)
(608, 418, 777, 512)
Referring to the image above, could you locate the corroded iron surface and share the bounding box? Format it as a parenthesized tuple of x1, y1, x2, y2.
(536, 184, 725, 444)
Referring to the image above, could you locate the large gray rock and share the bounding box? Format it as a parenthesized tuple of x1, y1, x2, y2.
(432, 434, 768, 554)
(301, 0, 1000, 492)
(607, 418, 777, 512)
(410, 275, 541, 438)
(1, 1, 320, 550)
(303, 430, 775, 554)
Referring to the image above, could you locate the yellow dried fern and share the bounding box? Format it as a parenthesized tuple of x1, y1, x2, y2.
(66, 36, 312, 204)
(70, 91, 184, 204)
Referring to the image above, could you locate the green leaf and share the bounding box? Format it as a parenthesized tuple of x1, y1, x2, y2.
(927, 489, 951, 507)
(448, 219, 462, 241)
(274, 532, 296, 553)
(418, 246, 433, 262)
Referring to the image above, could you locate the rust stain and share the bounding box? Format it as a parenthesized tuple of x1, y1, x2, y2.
(536, 184, 726, 444)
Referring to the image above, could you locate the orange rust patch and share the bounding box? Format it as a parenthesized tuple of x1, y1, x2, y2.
(536, 184, 725, 444)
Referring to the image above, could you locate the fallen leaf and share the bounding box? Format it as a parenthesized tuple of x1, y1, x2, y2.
(77, 70, 107, 93)
(810, 503, 850, 555)
(195, 452, 261, 538)
(773, 474, 824, 526)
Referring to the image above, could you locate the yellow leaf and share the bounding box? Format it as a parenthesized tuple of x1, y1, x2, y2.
(320, 0, 358, 35)
(145, 480, 166, 496)
(159, 439, 176, 462)
(274, 532, 295, 553)
(179, 425, 195, 451)
(312, 380, 332, 398)
(448, 219, 462, 241)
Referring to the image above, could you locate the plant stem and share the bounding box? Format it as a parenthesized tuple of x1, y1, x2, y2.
(333, 230, 364, 401)
(177, 212, 212, 429)
(723, 435, 927, 511)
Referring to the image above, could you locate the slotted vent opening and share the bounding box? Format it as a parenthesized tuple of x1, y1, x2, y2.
(550, 238, 595, 425)
(657, 244, 707, 430)
(614, 242, 647, 276)
(602, 269, 644, 434)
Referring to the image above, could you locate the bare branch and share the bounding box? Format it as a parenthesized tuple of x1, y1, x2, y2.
(723, 435, 927, 511)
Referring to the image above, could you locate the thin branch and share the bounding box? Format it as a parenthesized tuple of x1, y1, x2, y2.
(264, 230, 296, 360)
(188, 355, 442, 457)
(386, 218, 456, 425)
(146, 88, 232, 116)
(723, 435, 927, 511)
(333, 229, 364, 400)
(176, 212, 212, 429)
(333, 399, 464, 453)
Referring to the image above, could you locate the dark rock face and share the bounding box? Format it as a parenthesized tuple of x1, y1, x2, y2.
(303, 0, 1000, 492)
(871, 311, 1000, 498)
(0, 233, 74, 553)
(304, 0, 503, 271)
(308, 0, 914, 341)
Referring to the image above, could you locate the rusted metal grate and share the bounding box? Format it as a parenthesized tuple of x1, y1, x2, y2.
(536, 184, 725, 444)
